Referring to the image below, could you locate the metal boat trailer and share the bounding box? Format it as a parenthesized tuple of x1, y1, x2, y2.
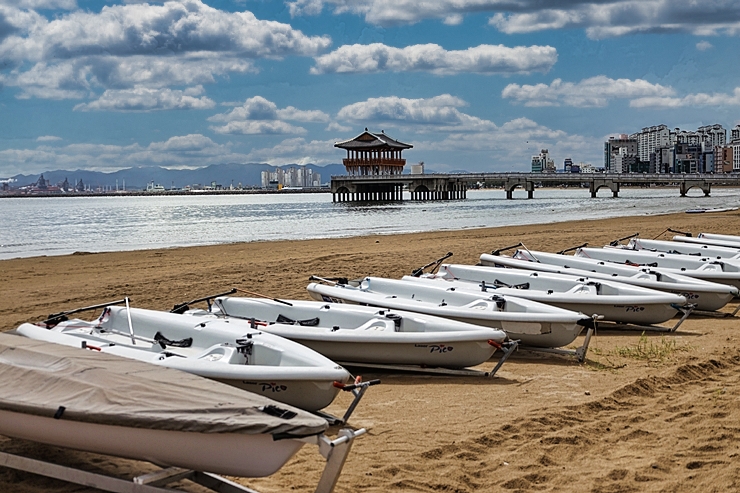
(0, 427, 365, 493)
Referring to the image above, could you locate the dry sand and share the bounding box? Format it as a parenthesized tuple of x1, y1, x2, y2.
(1, 210, 740, 493)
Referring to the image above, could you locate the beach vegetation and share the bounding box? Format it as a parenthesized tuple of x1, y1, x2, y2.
(588, 333, 691, 369)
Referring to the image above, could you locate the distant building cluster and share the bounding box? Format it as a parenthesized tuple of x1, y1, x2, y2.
(6, 174, 92, 194)
(532, 149, 598, 174)
(604, 123, 740, 174)
(531, 123, 740, 174)
(260, 166, 321, 188)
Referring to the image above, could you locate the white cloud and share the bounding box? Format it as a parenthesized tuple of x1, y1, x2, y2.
(36, 135, 62, 142)
(276, 106, 330, 122)
(336, 94, 494, 131)
(696, 40, 714, 51)
(209, 96, 280, 123)
(502, 76, 675, 107)
(74, 86, 216, 112)
(1, 1, 330, 63)
(311, 43, 557, 75)
(288, 0, 740, 39)
(0, 1, 330, 100)
(491, 2, 740, 39)
(207, 96, 328, 135)
(326, 122, 352, 132)
(211, 120, 308, 135)
(630, 88, 740, 108)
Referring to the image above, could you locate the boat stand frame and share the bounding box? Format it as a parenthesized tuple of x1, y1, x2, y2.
(315, 379, 380, 425)
(691, 303, 740, 318)
(0, 428, 365, 493)
(338, 340, 519, 378)
(518, 326, 594, 363)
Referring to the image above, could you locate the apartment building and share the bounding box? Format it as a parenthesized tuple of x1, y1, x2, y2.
(531, 149, 556, 173)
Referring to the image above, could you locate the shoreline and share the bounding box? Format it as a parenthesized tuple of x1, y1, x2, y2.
(2, 209, 740, 492)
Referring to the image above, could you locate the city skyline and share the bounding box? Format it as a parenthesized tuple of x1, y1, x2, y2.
(2, 1, 740, 177)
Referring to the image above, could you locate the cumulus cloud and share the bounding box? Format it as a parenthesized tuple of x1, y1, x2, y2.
(311, 43, 557, 75)
(74, 86, 215, 112)
(696, 40, 713, 51)
(491, 2, 740, 39)
(326, 122, 352, 132)
(630, 87, 740, 108)
(211, 121, 307, 135)
(502, 76, 675, 107)
(288, 0, 740, 39)
(0, 1, 330, 100)
(336, 94, 495, 131)
(208, 96, 329, 135)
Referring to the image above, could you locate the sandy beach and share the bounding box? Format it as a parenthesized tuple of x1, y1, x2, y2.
(2, 210, 740, 493)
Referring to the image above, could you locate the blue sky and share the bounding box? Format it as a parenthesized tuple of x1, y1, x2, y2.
(1, 0, 739, 176)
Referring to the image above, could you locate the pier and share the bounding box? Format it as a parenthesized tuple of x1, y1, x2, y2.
(331, 172, 740, 202)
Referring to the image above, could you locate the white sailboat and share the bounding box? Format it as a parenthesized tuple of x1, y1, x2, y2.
(404, 263, 686, 325)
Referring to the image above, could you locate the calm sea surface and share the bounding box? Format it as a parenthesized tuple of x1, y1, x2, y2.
(1, 188, 739, 260)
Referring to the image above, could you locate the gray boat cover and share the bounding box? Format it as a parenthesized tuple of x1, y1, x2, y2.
(0, 332, 327, 437)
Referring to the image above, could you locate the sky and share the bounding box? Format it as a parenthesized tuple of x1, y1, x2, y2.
(1, 0, 740, 177)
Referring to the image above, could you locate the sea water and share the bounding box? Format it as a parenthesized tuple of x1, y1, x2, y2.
(1, 188, 738, 260)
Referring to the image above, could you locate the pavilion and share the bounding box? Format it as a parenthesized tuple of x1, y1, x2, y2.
(334, 129, 412, 176)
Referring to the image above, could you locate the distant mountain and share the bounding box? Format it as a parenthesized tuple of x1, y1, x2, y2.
(11, 163, 348, 190)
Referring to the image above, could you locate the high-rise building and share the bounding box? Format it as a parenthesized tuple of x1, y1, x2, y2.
(563, 157, 573, 172)
(636, 125, 672, 163)
(697, 124, 726, 148)
(733, 143, 740, 172)
(731, 124, 740, 142)
(604, 134, 638, 172)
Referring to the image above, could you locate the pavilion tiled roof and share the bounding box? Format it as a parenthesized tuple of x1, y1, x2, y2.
(334, 129, 413, 150)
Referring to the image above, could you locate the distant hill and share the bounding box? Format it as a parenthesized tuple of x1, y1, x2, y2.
(11, 163, 348, 190)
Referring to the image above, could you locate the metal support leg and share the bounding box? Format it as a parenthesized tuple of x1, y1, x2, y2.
(189, 472, 262, 493)
(0, 450, 177, 493)
(576, 326, 594, 363)
(731, 303, 740, 317)
(518, 325, 594, 363)
(670, 303, 696, 332)
(488, 340, 518, 377)
(313, 428, 366, 493)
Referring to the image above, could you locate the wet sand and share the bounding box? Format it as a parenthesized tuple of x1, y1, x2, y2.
(1, 210, 740, 492)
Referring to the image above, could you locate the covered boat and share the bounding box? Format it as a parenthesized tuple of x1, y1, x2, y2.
(307, 277, 594, 349)
(480, 250, 738, 311)
(576, 246, 740, 290)
(15, 305, 350, 412)
(211, 296, 507, 369)
(405, 263, 685, 325)
(0, 332, 340, 478)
